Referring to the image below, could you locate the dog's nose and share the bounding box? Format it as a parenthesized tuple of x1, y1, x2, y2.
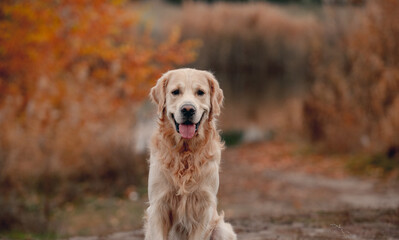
(181, 104, 196, 118)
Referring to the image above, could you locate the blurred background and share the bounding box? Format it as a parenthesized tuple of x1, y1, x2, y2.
(0, 0, 398, 239)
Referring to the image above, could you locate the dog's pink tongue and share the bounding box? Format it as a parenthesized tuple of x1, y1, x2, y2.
(179, 124, 196, 139)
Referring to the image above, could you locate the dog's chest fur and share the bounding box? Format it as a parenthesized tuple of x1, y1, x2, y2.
(164, 144, 209, 195)
(165, 186, 213, 235)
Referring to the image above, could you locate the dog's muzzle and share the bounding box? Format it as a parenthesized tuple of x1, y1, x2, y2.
(172, 112, 204, 139)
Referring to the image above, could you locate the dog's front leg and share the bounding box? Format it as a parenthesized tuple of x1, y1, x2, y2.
(188, 206, 214, 240)
(145, 202, 171, 240)
(145, 161, 172, 239)
(185, 188, 216, 240)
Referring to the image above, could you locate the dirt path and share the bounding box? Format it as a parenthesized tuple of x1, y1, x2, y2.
(70, 142, 399, 240)
(218, 142, 399, 239)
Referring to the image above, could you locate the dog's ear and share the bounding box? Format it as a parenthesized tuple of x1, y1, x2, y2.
(205, 71, 224, 120)
(150, 72, 169, 117)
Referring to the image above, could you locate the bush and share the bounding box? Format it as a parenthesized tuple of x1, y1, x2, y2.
(304, 0, 399, 153)
(0, 0, 198, 233)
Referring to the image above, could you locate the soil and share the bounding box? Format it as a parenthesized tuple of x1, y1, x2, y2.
(69, 141, 399, 240)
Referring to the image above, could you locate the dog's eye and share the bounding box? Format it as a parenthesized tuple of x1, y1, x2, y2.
(197, 90, 205, 96)
(171, 89, 180, 96)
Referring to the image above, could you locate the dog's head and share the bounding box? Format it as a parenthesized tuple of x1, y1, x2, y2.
(150, 68, 223, 139)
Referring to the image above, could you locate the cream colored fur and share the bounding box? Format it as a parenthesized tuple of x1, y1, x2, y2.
(145, 68, 237, 240)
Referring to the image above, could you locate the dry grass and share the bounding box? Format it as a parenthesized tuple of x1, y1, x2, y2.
(304, 0, 399, 153)
(0, 102, 148, 233)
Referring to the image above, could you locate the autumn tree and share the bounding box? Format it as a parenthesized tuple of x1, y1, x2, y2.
(0, 0, 199, 232)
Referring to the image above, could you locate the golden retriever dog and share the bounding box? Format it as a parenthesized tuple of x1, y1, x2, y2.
(145, 68, 237, 240)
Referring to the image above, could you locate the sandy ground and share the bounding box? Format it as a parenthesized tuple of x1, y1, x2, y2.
(70, 142, 399, 240)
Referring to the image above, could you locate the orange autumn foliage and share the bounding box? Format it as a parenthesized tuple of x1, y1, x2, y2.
(0, 0, 199, 232)
(0, 0, 198, 190)
(0, 0, 198, 112)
